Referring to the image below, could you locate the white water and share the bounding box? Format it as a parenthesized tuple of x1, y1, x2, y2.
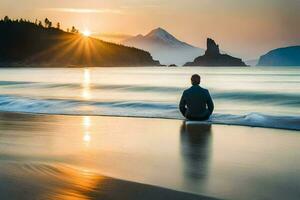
(0, 66, 299, 130)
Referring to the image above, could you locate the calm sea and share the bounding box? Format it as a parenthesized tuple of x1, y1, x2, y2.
(0, 66, 299, 130)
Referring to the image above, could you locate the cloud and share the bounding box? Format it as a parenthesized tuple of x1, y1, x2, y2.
(42, 8, 122, 14)
(121, 4, 160, 9)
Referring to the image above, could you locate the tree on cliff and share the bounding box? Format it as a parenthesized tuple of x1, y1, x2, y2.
(44, 18, 52, 28)
(71, 26, 79, 33)
(3, 16, 10, 22)
(38, 21, 43, 27)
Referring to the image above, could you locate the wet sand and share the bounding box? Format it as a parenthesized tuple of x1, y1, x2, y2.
(0, 162, 216, 200)
(0, 112, 300, 200)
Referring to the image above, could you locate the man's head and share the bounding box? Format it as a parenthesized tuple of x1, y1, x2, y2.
(191, 74, 201, 85)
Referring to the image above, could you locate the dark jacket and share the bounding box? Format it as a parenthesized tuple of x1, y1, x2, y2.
(179, 85, 214, 120)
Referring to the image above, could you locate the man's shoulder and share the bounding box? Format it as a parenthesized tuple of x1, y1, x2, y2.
(184, 86, 210, 94)
(197, 87, 211, 97)
(198, 86, 209, 92)
(203, 88, 209, 93)
(183, 87, 193, 94)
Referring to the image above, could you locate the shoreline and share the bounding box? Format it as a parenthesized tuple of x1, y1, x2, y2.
(0, 110, 299, 131)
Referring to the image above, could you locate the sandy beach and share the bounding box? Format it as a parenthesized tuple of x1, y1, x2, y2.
(0, 112, 300, 200)
(0, 113, 300, 199)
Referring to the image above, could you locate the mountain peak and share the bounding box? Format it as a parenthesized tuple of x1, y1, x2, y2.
(122, 27, 205, 65)
(146, 27, 174, 39)
(152, 27, 165, 32)
(151, 27, 167, 33)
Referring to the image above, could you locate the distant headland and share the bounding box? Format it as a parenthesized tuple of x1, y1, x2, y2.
(257, 46, 300, 66)
(0, 16, 160, 67)
(184, 38, 247, 67)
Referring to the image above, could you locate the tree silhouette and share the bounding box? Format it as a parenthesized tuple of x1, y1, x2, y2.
(3, 16, 10, 22)
(44, 18, 49, 27)
(56, 22, 60, 29)
(48, 21, 52, 28)
(71, 26, 79, 33)
(44, 18, 52, 28)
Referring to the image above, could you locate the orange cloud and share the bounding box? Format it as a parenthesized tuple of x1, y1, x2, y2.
(42, 8, 122, 14)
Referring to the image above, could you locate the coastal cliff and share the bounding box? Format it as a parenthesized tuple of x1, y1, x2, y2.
(0, 19, 160, 67)
(184, 38, 246, 66)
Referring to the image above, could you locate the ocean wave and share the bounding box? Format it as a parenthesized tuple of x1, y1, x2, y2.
(2, 81, 300, 106)
(0, 81, 183, 92)
(0, 95, 299, 131)
(213, 91, 300, 106)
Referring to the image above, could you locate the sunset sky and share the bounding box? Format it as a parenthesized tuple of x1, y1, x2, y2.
(0, 0, 299, 59)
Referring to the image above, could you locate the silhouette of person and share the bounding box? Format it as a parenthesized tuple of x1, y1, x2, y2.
(179, 74, 214, 121)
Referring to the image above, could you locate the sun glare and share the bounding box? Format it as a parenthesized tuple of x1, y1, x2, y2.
(82, 30, 91, 37)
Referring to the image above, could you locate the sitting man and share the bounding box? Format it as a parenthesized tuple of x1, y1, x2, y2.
(179, 74, 214, 120)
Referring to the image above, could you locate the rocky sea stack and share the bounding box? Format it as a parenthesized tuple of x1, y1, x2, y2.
(184, 38, 247, 66)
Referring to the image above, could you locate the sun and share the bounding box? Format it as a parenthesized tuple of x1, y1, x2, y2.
(82, 30, 91, 37)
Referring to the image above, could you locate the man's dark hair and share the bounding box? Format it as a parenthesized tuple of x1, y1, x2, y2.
(191, 74, 201, 85)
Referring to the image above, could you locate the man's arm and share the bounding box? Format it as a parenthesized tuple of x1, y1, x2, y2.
(206, 90, 214, 115)
(179, 92, 187, 117)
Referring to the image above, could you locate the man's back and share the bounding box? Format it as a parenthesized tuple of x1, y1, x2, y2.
(179, 85, 214, 120)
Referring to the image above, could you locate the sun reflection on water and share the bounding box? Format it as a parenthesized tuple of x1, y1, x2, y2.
(51, 165, 101, 200)
(82, 116, 92, 146)
(83, 116, 91, 128)
(83, 132, 91, 143)
(82, 68, 91, 100)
